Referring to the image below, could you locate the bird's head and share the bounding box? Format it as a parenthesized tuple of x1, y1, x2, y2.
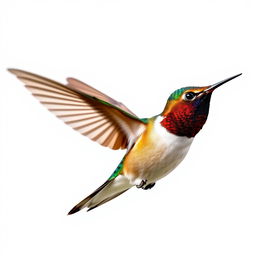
(160, 74, 242, 138)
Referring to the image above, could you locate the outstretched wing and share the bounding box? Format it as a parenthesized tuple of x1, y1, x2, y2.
(8, 69, 146, 150)
(66, 77, 137, 117)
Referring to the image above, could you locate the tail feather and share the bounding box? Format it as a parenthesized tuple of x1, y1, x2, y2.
(87, 188, 130, 212)
(68, 180, 112, 215)
(68, 175, 132, 214)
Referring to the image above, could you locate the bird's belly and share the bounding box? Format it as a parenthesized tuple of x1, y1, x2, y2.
(124, 117, 194, 184)
(127, 136, 193, 183)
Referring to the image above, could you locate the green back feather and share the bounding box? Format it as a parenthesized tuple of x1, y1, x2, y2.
(108, 158, 125, 180)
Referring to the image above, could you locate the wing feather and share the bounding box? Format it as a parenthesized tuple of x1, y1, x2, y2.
(9, 69, 146, 150)
(66, 77, 137, 116)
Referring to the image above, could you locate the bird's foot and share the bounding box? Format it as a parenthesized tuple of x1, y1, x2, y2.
(142, 182, 155, 190)
(136, 179, 147, 189)
(136, 180, 156, 190)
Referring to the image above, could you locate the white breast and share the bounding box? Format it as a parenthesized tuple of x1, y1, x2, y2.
(139, 116, 194, 182)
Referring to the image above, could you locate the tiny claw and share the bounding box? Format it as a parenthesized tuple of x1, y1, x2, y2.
(143, 182, 156, 190)
(136, 179, 147, 189)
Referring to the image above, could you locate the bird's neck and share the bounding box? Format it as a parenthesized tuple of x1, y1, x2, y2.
(160, 104, 209, 138)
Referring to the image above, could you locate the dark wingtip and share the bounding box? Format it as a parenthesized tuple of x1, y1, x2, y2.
(7, 68, 25, 76)
(7, 68, 17, 74)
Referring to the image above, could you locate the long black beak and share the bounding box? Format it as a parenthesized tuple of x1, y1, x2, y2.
(204, 73, 242, 93)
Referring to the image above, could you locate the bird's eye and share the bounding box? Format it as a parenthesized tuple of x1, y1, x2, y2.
(184, 92, 196, 101)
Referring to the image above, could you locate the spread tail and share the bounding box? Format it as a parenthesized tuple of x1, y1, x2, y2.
(68, 175, 132, 214)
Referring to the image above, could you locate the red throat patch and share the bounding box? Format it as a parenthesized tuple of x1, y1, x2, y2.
(160, 103, 208, 138)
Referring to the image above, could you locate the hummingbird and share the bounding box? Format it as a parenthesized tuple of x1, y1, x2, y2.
(8, 69, 242, 214)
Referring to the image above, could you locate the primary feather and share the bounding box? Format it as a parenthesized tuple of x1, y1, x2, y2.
(8, 69, 146, 150)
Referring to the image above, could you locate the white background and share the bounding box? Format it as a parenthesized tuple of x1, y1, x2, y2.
(1, 0, 256, 255)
